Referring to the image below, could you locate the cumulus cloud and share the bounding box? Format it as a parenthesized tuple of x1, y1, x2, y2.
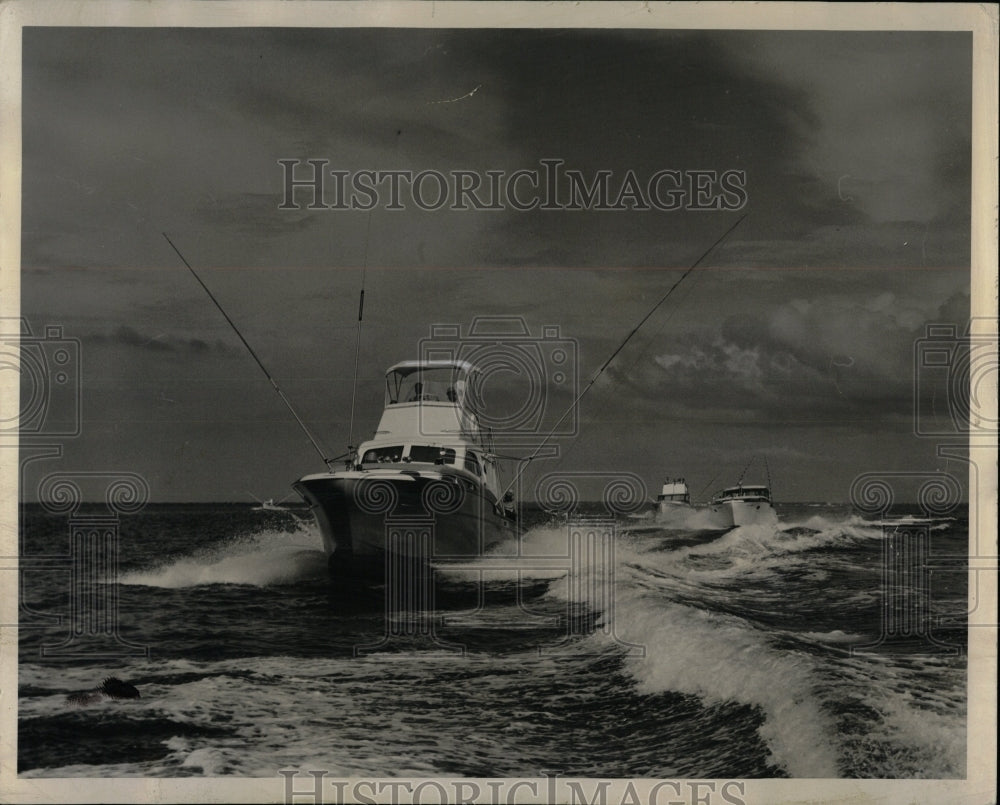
(605, 283, 970, 424)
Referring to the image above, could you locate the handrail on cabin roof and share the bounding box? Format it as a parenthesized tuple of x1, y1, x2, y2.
(385, 360, 479, 376)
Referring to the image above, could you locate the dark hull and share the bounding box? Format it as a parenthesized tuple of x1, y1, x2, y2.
(293, 470, 517, 583)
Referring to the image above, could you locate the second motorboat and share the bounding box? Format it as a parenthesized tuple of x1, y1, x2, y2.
(653, 475, 778, 529)
(706, 483, 777, 528)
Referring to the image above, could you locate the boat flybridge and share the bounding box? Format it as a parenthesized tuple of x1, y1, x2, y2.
(656, 478, 691, 503)
(293, 360, 517, 579)
(656, 478, 691, 514)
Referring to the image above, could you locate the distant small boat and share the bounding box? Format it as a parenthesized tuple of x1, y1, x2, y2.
(706, 483, 777, 528)
(248, 492, 295, 513)
(656, 477, 691, 515)
(870, 514, 957, 529)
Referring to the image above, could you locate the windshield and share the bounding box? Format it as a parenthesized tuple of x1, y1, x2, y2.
(386, 366, 468, 406)
(361, 445, 403, 464)
(408, 445, 456, 465)
(718, 486, 770, 500)
(360, 445, 458, 466)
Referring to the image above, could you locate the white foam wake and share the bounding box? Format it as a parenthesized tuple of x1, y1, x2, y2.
(119, 528, 326, 588)
(497, 523, 843, 776)
(603, 595, 839, 776)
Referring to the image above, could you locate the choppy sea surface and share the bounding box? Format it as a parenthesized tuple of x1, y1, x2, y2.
(18, 502, 968, 778)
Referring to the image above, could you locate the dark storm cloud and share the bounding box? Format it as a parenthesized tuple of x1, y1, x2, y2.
(16, 26, 974, 500)
(22, 26, 521, 270)
(22, 28, 972, 273)
(83, 325, 240, 356)
(435, 29, 866, 266)
(196, 192, 319, 236)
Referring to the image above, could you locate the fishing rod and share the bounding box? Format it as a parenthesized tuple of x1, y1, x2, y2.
(162, 233, 337, 470)
(499, 213, 748, 500)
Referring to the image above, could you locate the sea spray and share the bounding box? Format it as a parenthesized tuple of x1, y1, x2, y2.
(119, 525, 326, 588)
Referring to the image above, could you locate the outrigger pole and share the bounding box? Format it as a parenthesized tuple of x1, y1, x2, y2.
(162, 233, 337, 470)
(737, 453, 773, 490)
(499, 213, 749, 500)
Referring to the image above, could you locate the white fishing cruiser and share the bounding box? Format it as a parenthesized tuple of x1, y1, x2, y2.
(293, 360, 517, 579)
(706, 483, 777, 528)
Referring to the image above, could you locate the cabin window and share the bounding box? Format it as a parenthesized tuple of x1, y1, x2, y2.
(463, 451, 482, 476)
(362, 446, 403, 464)
(408, 445, 455, 464)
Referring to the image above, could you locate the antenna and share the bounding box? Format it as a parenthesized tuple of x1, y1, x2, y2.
(347, 212, 372, 458)
(500, 214, 748, 500)
(163, 233, 335, 470)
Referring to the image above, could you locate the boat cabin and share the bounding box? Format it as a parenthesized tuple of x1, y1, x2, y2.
(359, 443, 486, 477)
(712, 484, 771, 504)
(351, 360, 504, 499)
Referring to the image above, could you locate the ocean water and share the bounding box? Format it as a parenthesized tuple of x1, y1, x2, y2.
(17, 503, 968, 779)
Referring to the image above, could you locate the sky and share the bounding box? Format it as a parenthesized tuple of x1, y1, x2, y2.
(15, 24, 977, 503)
